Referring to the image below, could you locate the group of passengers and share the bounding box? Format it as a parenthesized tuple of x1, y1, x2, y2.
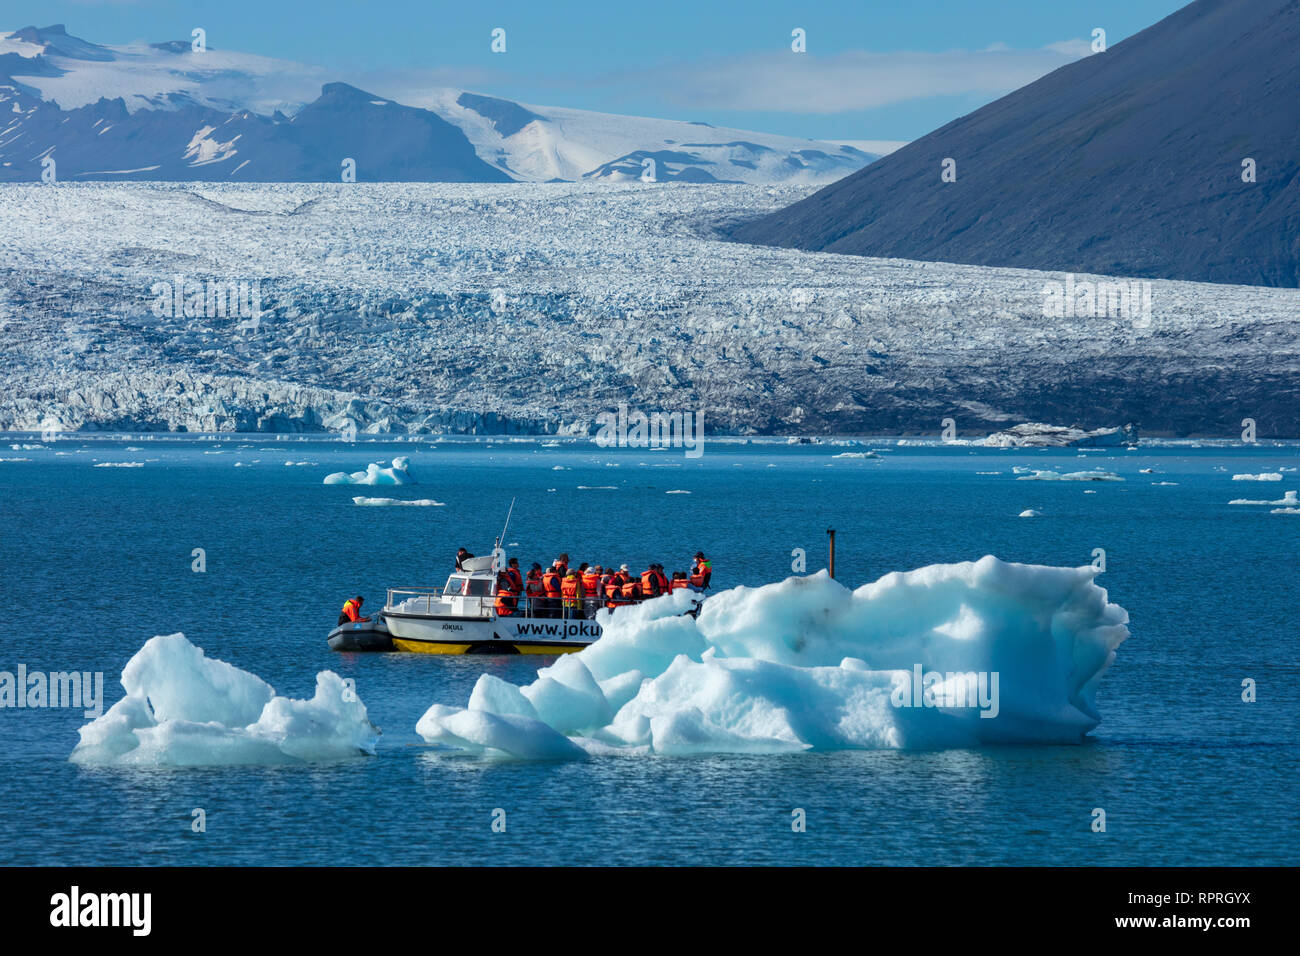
(471, 550, 713, 618)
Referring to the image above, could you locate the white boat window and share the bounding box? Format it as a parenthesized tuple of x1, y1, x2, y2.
(444, 575, 492, 597)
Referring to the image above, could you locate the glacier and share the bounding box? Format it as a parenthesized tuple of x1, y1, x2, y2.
(3, 182, 1299, 438)
(415, 557, 1130, 759)
(70, 633, 378, 766)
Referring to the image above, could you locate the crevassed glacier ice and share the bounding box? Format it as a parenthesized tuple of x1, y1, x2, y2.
(71, 633, 378, 766)
(415, 556, 1130, 759)
(323, 456, 413, 485)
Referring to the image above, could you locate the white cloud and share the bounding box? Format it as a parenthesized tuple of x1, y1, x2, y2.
(599, 42, 1092, 114)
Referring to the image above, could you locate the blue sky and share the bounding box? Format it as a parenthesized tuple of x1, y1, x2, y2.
(5, 0, 1189, 141)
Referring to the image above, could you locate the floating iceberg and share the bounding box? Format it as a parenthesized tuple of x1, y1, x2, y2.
(1016, 469, 1123, 481)
(323, 455, 414, 485)
(1018, 509, 1042, 517)
(1229, 490, 1298, 506)
(831, 451, 880, 459)
(1232, 473, 1282, 481)
(71, 634, 377, 766)
(93, 461, 144, 468)
(352, 496, 444, 506)
(416, 557, 1129, 760)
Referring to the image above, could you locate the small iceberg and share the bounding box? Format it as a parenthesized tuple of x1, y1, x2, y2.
(352, 496, 444, 506)
(324, 456, 414, 485)
(70, 634, 377, 766)
(1232, 473, 1282, 481)
(94, 462, 144, 468)
(831, 451, 880, 459)
(1015, 469, 1123, 482)
(1018, 509, 1042, 517)
(1229, 490, 1298, 506)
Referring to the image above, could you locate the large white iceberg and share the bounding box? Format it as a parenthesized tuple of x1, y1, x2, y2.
(416, 557, 1130, 759)
(323, 456, 413, 485)
(71, 634, 378, 766)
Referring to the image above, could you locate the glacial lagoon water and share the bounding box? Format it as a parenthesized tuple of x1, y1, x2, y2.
(1, 436, 1296, 865)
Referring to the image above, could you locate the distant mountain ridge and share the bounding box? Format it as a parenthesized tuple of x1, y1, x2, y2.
(731, 0, 1300, 288)
(0, 24, 877, 184)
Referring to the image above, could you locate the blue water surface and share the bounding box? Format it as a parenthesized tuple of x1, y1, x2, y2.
(1, 435, 1296, 865)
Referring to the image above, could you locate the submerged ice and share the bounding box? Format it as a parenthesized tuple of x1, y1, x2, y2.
(71, 634, 378, 766)
(416, 556, 1130, 759)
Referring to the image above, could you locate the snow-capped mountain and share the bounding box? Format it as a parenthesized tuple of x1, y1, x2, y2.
(0, 25, 877, 184)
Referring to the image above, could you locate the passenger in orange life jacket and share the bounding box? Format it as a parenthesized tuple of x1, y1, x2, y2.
(669, 572, 690, 591)
(561, 568, 585, 618)
(640, 567, 662, 599)
(524, 563, 545, 615)
(541, 564, 563, 618)
(582, 565, 602, 618)
(620, 576, 642, 603)
(505, 557, 524, 594)
(553, 553, 570, 577)
(689, 551, 713, 590)
(338, 595, 371, 626)
(652, 563, 670, 596)
(494, 573, 518, 617)
(603, 572, 622, 610)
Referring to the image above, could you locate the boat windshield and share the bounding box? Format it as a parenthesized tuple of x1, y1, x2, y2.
(444, 575, 493, 597)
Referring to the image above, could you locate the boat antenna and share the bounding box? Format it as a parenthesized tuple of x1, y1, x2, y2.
(496, 497, 516, 560)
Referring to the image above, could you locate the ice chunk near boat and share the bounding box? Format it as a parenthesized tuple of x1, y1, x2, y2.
(323, 456, 414, 485)
(70, 633, 377, 766)
(416, 557, 1129, 759)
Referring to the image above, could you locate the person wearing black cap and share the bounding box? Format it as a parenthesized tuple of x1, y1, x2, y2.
(338, 595, 370, 626)
(455, 547, 474, 571)
(689, 552, 712, 591)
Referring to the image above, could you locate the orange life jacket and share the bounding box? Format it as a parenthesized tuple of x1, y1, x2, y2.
(640, 570, 660, 597)
(506, 568, 524, 592)
(582, 571, 600, 594)
(669, 578, 689, 591)
(542, 570, 562, 597)
(561, 574, 583, 607)
(495, 586, 517, 617)
(341, 599, 361, 622)
(525, 574, 544, 597)
(690, 559, 713, 588)
(621, 580, 641, 601)
(653, 570, 670, 593)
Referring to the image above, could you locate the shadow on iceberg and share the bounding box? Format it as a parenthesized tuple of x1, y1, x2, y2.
(416, 556, 1130, 759)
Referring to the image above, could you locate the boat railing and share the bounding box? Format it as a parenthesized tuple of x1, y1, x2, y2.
(386, 587, 703, 620)
(385, 586, 443, 615)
